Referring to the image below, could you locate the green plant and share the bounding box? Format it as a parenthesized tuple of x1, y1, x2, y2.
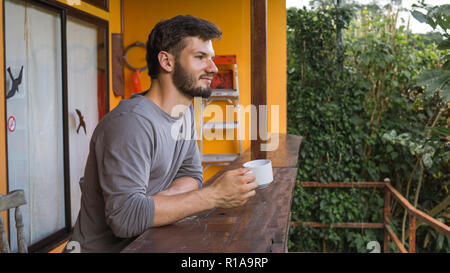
(287, 3, 449, 253)
(287, 5, 386, 253)
(412, 1, 450, 101)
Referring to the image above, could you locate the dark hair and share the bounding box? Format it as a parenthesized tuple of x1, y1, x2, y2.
(146, 15, 222, 79)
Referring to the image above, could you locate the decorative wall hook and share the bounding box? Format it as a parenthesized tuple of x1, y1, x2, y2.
(123, 41, 148, 72)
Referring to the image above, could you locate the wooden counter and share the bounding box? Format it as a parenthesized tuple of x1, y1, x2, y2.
(122, 134, 302, 253)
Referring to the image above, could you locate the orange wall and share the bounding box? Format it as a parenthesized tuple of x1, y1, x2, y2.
(268, 0, 287, 135)
(0, 0, 8, 236)
(123, 0, 287, 181)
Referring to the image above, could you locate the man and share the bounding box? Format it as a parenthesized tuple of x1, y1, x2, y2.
(67, 15, 257, 253)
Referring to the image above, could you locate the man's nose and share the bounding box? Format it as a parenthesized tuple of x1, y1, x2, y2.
(206, 59, 218, 74)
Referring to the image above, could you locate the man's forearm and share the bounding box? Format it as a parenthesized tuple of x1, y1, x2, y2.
(151, 186, 215, 227)
(151, 168, 257, 228)
(156, 176, 200, 197)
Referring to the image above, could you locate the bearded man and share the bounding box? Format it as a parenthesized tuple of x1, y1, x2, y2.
(66, 15, 257, 253)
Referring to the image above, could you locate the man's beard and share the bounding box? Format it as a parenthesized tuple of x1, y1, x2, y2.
(172, 60, 213, 99)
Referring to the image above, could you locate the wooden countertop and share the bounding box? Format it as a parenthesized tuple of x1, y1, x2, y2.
(122, 134, 302, 253)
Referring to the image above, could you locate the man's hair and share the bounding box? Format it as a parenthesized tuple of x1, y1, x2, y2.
(146, 15, 222, 79)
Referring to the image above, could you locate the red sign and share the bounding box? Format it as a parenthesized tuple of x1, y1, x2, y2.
(8, 116, 16, 132)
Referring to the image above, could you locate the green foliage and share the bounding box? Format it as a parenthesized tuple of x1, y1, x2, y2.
(412, 1, 450, 98)
(416, 69, 450, 101)
(287, 3, 449, 253)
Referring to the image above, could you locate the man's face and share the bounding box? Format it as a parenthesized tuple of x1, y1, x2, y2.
(172, 37, 218, 99)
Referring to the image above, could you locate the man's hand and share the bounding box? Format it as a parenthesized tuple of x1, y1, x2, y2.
(203, 168, 258, 209)
(151, 168, 257, 227)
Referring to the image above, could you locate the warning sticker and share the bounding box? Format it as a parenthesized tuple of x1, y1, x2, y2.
(8, 116, 16, 132)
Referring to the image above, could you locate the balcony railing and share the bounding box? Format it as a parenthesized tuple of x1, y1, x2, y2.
(292, 179, 450, 253)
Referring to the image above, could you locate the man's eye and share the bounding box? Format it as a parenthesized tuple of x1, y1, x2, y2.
(196, 56, 203, 59)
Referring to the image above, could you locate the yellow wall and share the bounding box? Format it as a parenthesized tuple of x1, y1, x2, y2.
(123, 0, 287, 181)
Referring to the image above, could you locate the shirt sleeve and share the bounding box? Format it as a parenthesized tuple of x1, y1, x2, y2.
(174, 106, 204, 188)
(174, 140, 203, 189)
(95, 113, 155, 238)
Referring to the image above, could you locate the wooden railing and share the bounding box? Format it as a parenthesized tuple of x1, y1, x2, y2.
(291, 179, 450, 253)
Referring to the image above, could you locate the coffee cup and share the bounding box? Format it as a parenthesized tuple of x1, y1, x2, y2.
(243, 159, 273, 189)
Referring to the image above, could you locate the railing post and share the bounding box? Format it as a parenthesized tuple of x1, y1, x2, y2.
(384, 178, 391, 253)
(409, 215, 416, 253)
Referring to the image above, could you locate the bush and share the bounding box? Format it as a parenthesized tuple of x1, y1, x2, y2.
(287, 4, 449, 253)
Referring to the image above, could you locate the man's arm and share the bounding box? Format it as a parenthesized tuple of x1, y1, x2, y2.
(151, 168, 257, 227)
(96, 113, 256, 237)
(155, 176, 199, 197)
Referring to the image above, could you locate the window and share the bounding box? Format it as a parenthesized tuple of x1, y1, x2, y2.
(67, 15, 108, 225)
(4, 0, 109, 252)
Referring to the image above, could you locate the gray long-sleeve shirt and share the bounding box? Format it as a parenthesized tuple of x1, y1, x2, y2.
(69, 91, 203, 253)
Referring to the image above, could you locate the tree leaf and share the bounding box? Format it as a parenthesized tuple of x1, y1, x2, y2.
(415, 69, 450, 101)
(423, 153, 433, 169)
(411, 10, 427, 23)
(437, 4, 450, 17)
(437, 39, 450, 50)
(429, 126, 450, 137)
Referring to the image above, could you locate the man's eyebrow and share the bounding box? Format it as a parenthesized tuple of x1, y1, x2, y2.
(195, 51, 215, 59)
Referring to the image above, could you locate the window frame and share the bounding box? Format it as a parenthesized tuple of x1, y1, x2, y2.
(2, 0, 110, 253)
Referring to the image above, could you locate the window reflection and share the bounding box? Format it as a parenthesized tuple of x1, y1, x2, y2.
(67, 15, 107, 225)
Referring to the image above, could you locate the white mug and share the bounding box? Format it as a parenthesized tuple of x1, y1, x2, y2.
(243, 159, 273, 189)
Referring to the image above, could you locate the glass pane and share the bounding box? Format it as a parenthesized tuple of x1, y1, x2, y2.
(5, 0, 65, 250)
(66, 16, 106, 225)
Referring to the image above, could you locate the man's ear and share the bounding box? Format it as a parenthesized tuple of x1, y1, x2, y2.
(158, 51, 175, 73)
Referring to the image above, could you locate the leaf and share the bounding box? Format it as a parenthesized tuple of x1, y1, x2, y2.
(423, 153, 433, 169)
(423, 232, 430, 248)
(426, 16, 437, 29)
(411, 10, 427, 23)
(436, 16, 450, 32)
(429, 126, 450, 137)
(437, 39, 450, 50)
(391, 152, 398, 159)
(380, 164, 389, 173)
(438, 4, 450, 17)
(437, 233, 445, 251)
(415, 69, 450, 101)
(386, 144, 393, 153)
(424, 145, 436, 157)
